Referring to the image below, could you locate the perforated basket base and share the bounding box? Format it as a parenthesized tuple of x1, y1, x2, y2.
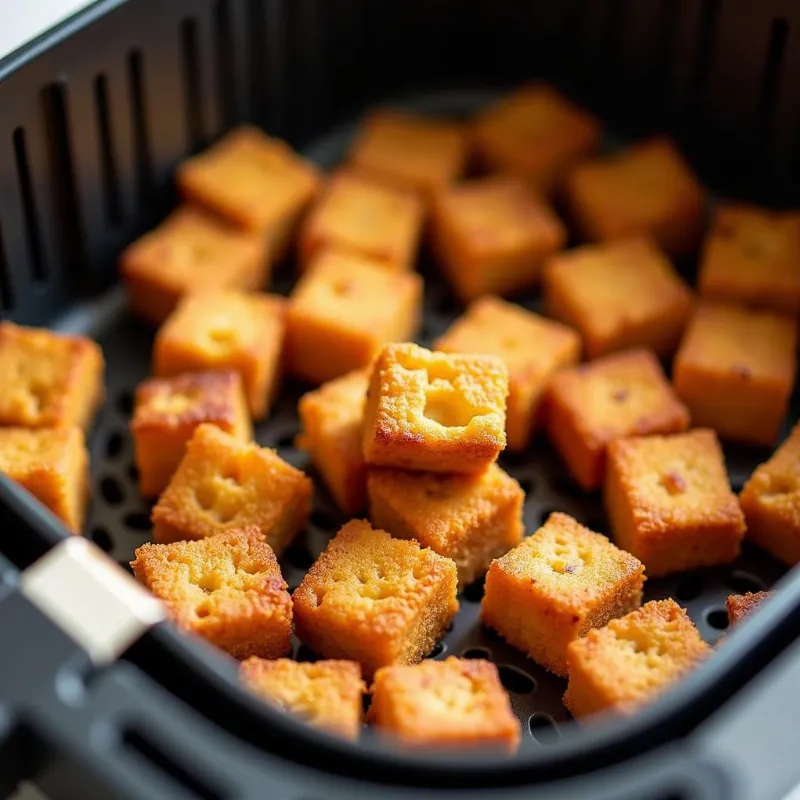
(63, 91, 791, 751)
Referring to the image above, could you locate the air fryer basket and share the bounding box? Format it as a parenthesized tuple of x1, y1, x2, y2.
(1, 1, 800, 799)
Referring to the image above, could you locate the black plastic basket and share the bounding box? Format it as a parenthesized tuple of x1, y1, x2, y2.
(1, 1, 800, 799)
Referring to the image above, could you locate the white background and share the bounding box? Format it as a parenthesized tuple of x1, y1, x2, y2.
(0, 0, 93, 60)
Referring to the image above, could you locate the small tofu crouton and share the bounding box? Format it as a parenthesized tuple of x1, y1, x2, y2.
(543, 237, 693, 359)
(369, 657, 521, 753)
(241, 658, 365, 741)
(740, 422, 800, 565)
(564, 599, 711, 719)
(367, 464, 524, 588)
(473, 84, 602, 195)
(362, 343, 508, 474)
(435, 296, 581, 450)
(132, 527, 292, 660)
(0, 323, 104, 431)
(120, 206, 269, 325)
(565, 137, 705, 257)
(431, 176, 566, 302)
(698, 204, 800, 315)
(347, 110, 468, 198)
(131, 371, 252, 498)
(298, 171, 423, 272)
(297, 369, 369, 515)
(292, 520, 459, 679)
(726, 592, 772, 627)
(151, 424, 312, 554)
(545, 349, 690, 491)
(0, 426, 88, 533)
(177, 125, 320, 259)
(605, 429, 745, 577)
(286, 248, 422, 385)
(481, 512, 645, 676)
(153, 290, 285, 420)
(673, 301, 797, 446)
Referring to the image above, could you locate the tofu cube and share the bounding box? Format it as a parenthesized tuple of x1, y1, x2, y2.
(292, 520, 459, 678)
(564, 599, 711, 719)
(605, 429, 746, 577)
(369, 657, 520, 753)
(177, 126, 320, 259)
(347, 110, 468, 198)
(431, 176, 566, 302)
(298, 171, 423, 271)
(367, 463, 524, 588)
(0, 323, 104, 431)
(132, 528, 292, 660)
(543, 237, 693, 359)
(545, 349, 690, 491)
(673, 301, 797, 446)
(120, 206, 268, 325)
(740, 422, 800, 565)
(0, 426, 88, 533)
(153, 290, 285, 420)
(296, 369, 369, 515)
(698, 204, 800, 315)
(131, 371, 252, 498)
(241, 658, 365, 741)
(473, 84, 602, 194)
(362, 343, 508, 474)
(435, 296, 581, 450)
(481, 512, 645, 676)
(286, 248, 422, 385)
(726, 592, 771, 627)
(565, 137, 705, 257)
(151, 424, 312, 554)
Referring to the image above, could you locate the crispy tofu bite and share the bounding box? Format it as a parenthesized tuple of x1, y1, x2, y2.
(362, 343, 508, 474)
(369, 658, 520, 753)
(565, 137, 705, 257)
(481, 512, 645, 677)
(151, 424, 311, 554)
(605, 430, 746, 577)
(726, 592, 771, 627)
(132, 527, 292, 660)
(0, 323, 104, 432)
(292, 520, 459, 679)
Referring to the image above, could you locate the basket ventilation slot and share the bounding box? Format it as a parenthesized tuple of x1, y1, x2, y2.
(127, 49, 155, 212)
(214, 0, 237, 129)
(0, 223, 14, 311)
(12, 127, 47, 283)
(93, 75, 124, 228)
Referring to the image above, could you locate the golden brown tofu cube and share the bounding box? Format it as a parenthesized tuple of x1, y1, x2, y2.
(131, 371, 253, 498)
(740, 422, 800, 565)
(151, 424, 312, 554)
(0, 323, 104, 431)
(473, 84, 602, 195)
(673, 301, 797, 446)
(565, 137, 706, 257)
(241, 658, 365, 741)
(347, 110, 468, 198)
(296, 369, 369, 515)
(369, 657, 520, 753)
(0, 427, 88, 533)
(119, 206, 269, 325)
(605, 429, 745, 577)
(431, 176, 567, 302)
(698, 204, 800, 315)
(286, 248, 422, 385)
(543, 237, 693, 359)
(292, 520, 459, 679)
(177, 126, 320, 259)
(367, 464, 524, 588)
(362, 343, 508, 474)
(481, 513, 644, 676)
(545, 349, 690, 491)
(132, 527, 292, 660)
(298, 171, 424, 271)
(726, 592, 771, 627)
(153, 290, 285, 421)
(435, 296, 581, 450)
(564, 599, 711, 719)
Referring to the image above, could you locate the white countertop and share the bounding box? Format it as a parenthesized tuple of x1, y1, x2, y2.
(0, 0, 94, 60)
